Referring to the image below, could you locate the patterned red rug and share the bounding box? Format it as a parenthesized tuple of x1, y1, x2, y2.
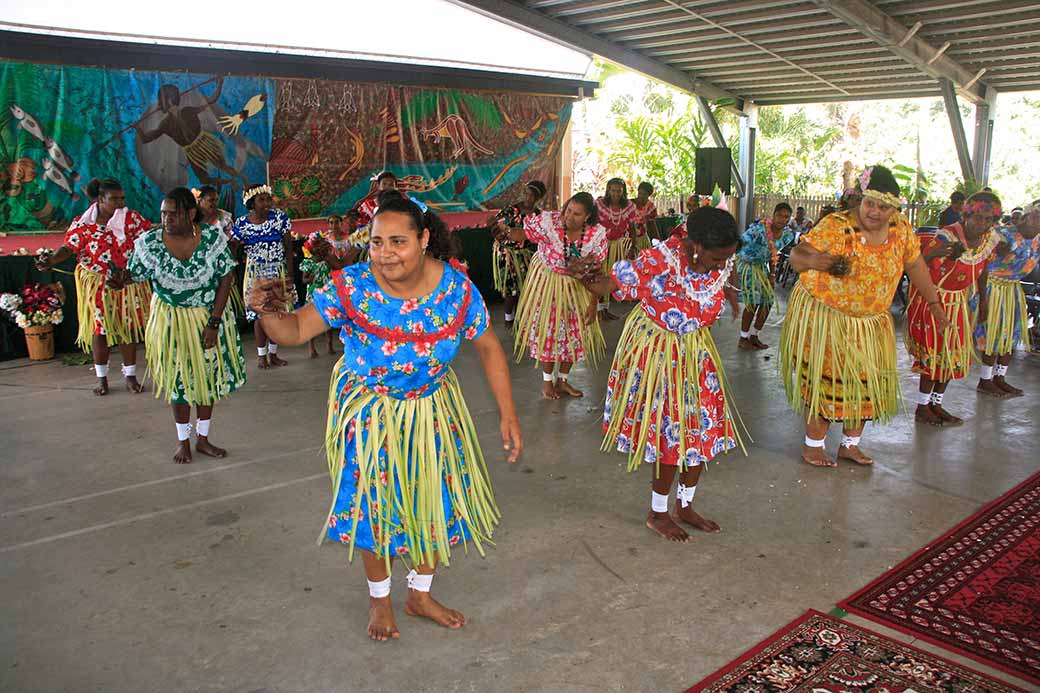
(840, 470, 1040, 686)
(688, 609, 1022, 693)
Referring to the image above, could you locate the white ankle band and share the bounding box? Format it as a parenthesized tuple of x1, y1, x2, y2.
(406, 569, 433, 593)
(504, 312, 514, 321)
(677, 483, 697, 508)
(257, 346, 269, 357)
(368, 577, 391, 598)
(804, 436, 826, 448)
(995, 364, 1008, 376)
(196, 419, 211, 437)
(917, 391, 933, 406)
(739, 330, 749, 339)
(268, 343, 278, 354)
(121, 364, 136, 378)
(841, 435, 860, 448)
(980, 365, 993, 380)
(749, 326, 759, 337)
(542, 371, 555, 382)
(651, 491, 669, 513)
(930, 392, 944, 405)
(95, 364, 109, 378)
(176, 422, 192, 441)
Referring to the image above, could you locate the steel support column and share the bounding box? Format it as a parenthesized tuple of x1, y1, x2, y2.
(696, 95, 744, 199)
(738, 106, 758, 231)
(972, 99, 995, 186)
(940, 78, 975, 182)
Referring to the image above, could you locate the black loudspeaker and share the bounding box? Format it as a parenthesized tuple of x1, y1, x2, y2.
(695, 147, 732, 195)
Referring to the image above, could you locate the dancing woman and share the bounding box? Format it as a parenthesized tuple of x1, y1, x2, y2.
(301, 213, 360, 357)
(735, 202, 792, 351)
(248, 196, 521, 641)
(780, 166, 949, 467)
(631, 181, 658, 254)
(490, 180, 546, 326)
(582, 207, 744, 543)
(596, 178, 637, 320)
(508, 192, 607, 399)
(196, 185, 246, 318)
(37, 178, 151, 395)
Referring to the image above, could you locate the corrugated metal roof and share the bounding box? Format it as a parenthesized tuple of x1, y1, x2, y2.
(461, 0, 1040, 106)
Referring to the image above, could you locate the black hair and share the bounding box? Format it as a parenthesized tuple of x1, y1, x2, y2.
(526, 180, 547, 199)
(564, 192, 598, 226)
(244, 183, 269, 211)
(327, 214, 343, 223)
(686, 207, 740, 250)
(85, 178, 122, 201)
(198, 185, 218, 198)
(637, 182, 654, 196)
(376, 171, 397, 184)
(163, 186, 198, 222)
(863, 166, 900, 197)
(796, 206, 805, 213)
(950, 191, 966, 203)
(604, 177, 629, 208)
(774, 202, 793, 214)
(373, 196, 460, 260)
(376, 189, 405, 208)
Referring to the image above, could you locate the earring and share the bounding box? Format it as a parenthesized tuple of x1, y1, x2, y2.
(693, 252, 699, 262)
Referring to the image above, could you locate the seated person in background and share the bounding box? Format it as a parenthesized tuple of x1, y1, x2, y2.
(938, 190, 965, 227)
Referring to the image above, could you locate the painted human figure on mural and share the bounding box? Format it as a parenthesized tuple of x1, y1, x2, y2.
(136, 78, 247, 188)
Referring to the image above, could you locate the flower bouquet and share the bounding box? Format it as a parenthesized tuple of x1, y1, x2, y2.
(0, 282, 65, 360)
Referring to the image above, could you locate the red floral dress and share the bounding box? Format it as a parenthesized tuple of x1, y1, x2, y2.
(632, 200, 657, 237)
(596, 198, 637, 241)
(64, 210, 152, 335)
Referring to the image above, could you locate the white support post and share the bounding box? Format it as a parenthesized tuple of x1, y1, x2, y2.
(972, 99, 995, 187)
(738, 106, 758, 231)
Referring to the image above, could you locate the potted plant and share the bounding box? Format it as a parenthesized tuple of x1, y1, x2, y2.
(0, 282, 65, 360)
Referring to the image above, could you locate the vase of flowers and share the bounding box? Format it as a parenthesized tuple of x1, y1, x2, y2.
(0, 282, 65, 360)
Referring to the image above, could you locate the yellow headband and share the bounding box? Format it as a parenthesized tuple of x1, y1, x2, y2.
(242, 184, 272, 205)
(862, 188, 901, 209)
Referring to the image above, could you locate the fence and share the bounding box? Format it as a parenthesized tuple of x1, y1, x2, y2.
(750, 196, 930, 227)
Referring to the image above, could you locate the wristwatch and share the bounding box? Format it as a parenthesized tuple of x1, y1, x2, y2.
(206, 315, 222, 329)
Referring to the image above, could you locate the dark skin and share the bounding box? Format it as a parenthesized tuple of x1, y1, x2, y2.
(738, 208, 791, 351)
(305, 217, 356, 357)
(136, 78, 245, 186)
(916, 212, 996, 425)
(37, 188, 142, 395)
(493, 186, 545, 321)
(598, 181, 635, 320)
(506, 199, 600, 399)
(227, 192, 294, 368)
(631, 187, 653, 258)
(790, 197, 950, 467)
(583, 238, 739, 542)
(249, 210, 522, 641)
(110, 200, 234, 463)
(977, 207, 1040, 397)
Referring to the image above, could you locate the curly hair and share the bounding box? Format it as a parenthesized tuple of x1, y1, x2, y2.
(373, 196, 460, 259)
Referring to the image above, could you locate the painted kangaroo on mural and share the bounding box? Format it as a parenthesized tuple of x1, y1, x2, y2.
(420, 114, 494, 159)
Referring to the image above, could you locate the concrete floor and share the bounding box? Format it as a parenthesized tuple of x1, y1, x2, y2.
(1, 296, 1037, 693)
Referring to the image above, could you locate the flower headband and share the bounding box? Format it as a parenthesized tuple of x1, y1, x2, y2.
(963, 198, 1002, 219)
(242, 184, 272, 205)
(858, 167, 901, 209)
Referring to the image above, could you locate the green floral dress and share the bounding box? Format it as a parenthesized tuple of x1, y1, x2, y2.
(128, 226, 247, 405)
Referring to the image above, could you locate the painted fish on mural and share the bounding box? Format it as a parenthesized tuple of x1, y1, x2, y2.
(41, 157, 79, 201)
(9, 105, 45, 141)
(44, 138, 80, 181)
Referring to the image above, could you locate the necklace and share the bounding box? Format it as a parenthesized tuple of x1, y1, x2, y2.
(951, 228, 1000, 267)
(657, 240, 733, 304)
(600, 199, 628, 228)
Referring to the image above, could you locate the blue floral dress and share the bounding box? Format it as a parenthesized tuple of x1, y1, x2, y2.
(972, 224, 1040, 353)
(312, 260, 497, 564)
(230, 209, 297, 321)
(735, 220, 790, 307)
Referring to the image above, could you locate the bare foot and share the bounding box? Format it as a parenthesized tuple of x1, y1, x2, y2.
(268, 354, 288, 367)
(930, 404, 963, 426)
(675, 504, 721, 533)
(801, 445, 836, 468)
(93, 377, 109, 396)
(555, 380, 584, 398)
(125, 376, 145, 394)
(976, 379, 1007, 398)
(995, 376, 1023, 397)
(738, 337, 757, 351)
(257, 355, 270, 369)
(309, 348, 319, 359)
(173, 440, 193, 464)
(749, 335, 769, 350)
(646, 510, 691, 543)
(915, 404, 943, 426)
(541, 380, 560, 400)
(404, 590, 467, 630)
(196, 437, 227, 458)
(837, 444, 874, 466)
(368, 596, 400, 641)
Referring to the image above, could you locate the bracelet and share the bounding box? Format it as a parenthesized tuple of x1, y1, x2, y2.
(206, 315, 221, 329)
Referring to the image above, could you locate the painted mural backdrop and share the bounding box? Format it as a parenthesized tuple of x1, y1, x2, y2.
(0, 61, 273, 230)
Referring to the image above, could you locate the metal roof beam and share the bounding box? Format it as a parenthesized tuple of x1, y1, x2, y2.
(940, 78, 976, 181)
(810, 0, 990, 103)
(448, 0, 745, 111)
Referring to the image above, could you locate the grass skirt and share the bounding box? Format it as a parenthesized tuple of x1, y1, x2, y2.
(513, 255, 604, 367)
(491, 240, 532, 298)
(632, 234, 652, 253)
(145, 298, 246, 405)
(602, 308, 745, 473)
(905, 285, 974, 381)
(322, 362, 499, 570)
(74, 265, 150, 351)
(737, 260, 775, 307)
(779, 282, 900, 427)
(600, 238, 633, 307)
(227, 281, 246, 320)
(974, 277, 1030, 355)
